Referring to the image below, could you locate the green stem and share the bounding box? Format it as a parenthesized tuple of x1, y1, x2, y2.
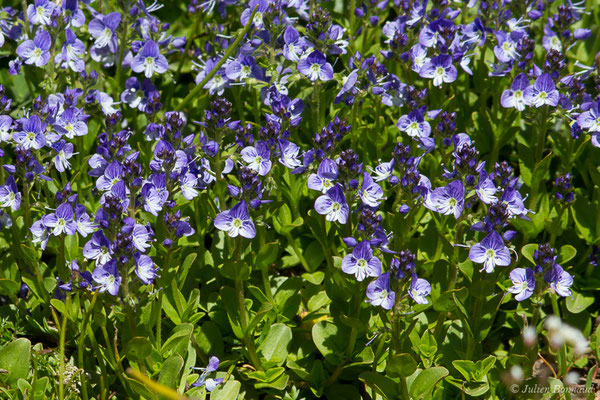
(175, 6, 258, 112)
(58, 295, 69, 400)
(77, 291, 99, 400)
(86, 325, 108, 400)
(115, 15, 129, 93)
(285, 232, 311, 272)
(345, 286, 362, 359)
(312, 81, 321, 132)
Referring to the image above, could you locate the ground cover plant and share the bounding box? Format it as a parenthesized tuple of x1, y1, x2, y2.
(0, 0, 600, 399)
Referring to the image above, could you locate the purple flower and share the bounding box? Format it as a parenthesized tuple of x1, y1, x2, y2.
(500, 187, 528, 218)
(307, 158, 338, 193)
(409, 273, 431, 304)
(214, 201, 256, 239)
(55, 107, 88, 138)
(341, 241, 382, 281)
(74, 204, 96, 237)
(56, 28, 85, 72)
(0, 176, 21, 211)
(83, 230, 112, 266)
(475, 171, 498, 205)
(500, 73, 529, 111)
(577, 100, 600, 133)
(297, 51, 334, 82)
(134, 253, 157, 285)
(524, 73, 559, 108)
(366, 272, 396, 310)
(53, 140, 74, 172)
(132, 224, 152, 252)
(96, 161, 123, 191)
(360, 172, 384, 207)
(419, 54, 457, 87)
(42, 203, 77, 236)
(397, 109, 431, 138)
(27, 0, 56, 26)
(469, 231, 511, 273)
(16, 30, 51, 67)
(131, 40, 168, 78)
(369, 160, 394, 182)
(192, 356, 224, 391)
(507, 268, 535, 301)
(493, 31, 520, 63)
(314, 184, 349, 224)
(427, 180, 464, 218)
(282, 27, 306, 62)
(240, 0, 269, 29)
(88, 12, 121, 52)
(278, 139, 302, 169)
(241, 141, 272, 176)
(544, 264, 573, 297)
(0, 116, 12, 142)
(13, 115, 46, 150)
(92, 259, 121, 296)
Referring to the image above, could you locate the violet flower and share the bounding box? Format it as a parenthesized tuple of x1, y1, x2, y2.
(342, 241, 382, 281)
(524, 73, 559, 108)
(366, 272, 395, 310)
(214, 201, 256, 239)
(297, 51, 333, 82)
(16, 30, 51, 67)
(131, 40, 168, 78)
(469, 231, 511, 273)
(507, 268, 535, 301)
(314, 184, 349, 224)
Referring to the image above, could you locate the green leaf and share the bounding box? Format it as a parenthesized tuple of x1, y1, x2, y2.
(566, 291, 595, 314)
(387, 354, 417, 378)
(358, 371, 399, 398)
(257, 323, 292, 367)
(195, 321, 224, 357)
(0, 338, 31, 385)
(452, 360, 476, 381)
(220, 261, 250, 281)
(255, 242, 279, 269)
(312, 321, 346, 365)
(418, 330, 437, 359)
(408, 366, 449, 399)
(557, 244, 577, 265)
(211, 379, 241, 400)
(0, 279, 20, 296)
(126, 337, 153, 362)
(158, 355, 184, 396)
(521, 244, 538, 266)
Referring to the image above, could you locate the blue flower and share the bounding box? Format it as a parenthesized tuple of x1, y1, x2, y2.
(397, 109, 431, 138)
(192, 356, 224, 391)
(214, 201, 256, 239)
(419, 54, 457, 87)
(241, 141, 272, 176)
(134, 253, 157, 285)
(469, 231, 511, 273)
(42, 203, 77, 236)
(366, 272, 395, 310)
(53, 140, 74, 172)
(508, 268, 535, 301)
(426, 180, 465, 218)
(17, 31, 52, 67)
(314, 184, 349, 224)
(27, 0, 56, 26)
(131, 40, 169, 78)
(308, 158, 338, 193)
(359, 172, 384, 207)
(500, 73, 529, 111)
(88, 12, 121, 52)
(409, 273, 431, 304)
(524, 73, 559, 108)
(544, 264, 573, 297)
(342, 241, 382, 281)
(92, 259, 122, 296)
(0, 176, 21, 211)
(297, 51, 334, 82)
